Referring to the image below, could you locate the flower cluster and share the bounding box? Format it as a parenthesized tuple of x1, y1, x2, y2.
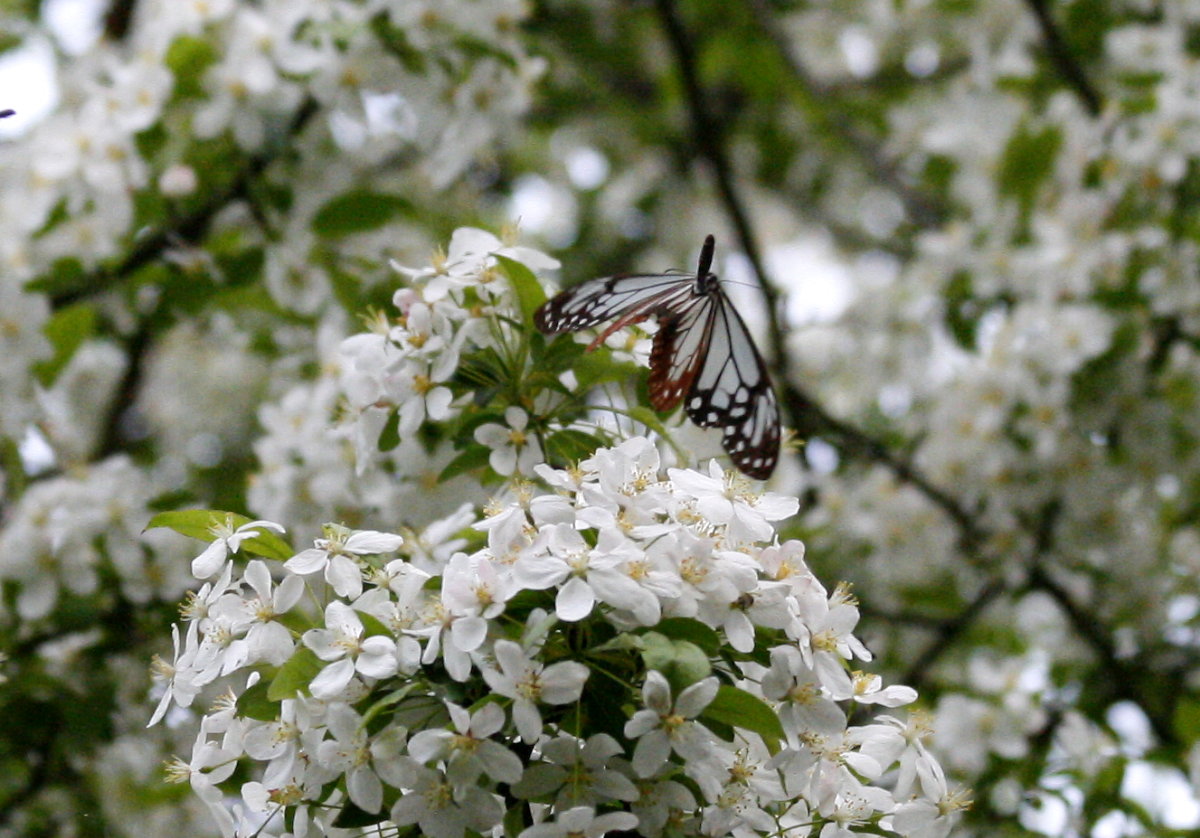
(153, 437, 960, 837)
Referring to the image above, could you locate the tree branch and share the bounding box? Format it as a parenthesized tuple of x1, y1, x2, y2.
(1023, 0, 1103, 117)
(653, 0, 984, 548)
(50, 98, 318, 311)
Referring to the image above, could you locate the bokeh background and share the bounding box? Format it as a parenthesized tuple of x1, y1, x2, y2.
(3, 0, 1200, 834)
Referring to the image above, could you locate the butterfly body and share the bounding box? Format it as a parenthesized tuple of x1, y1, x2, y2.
(535, 236, 780, 479)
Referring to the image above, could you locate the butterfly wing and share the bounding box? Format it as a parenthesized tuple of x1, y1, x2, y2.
(647, 291, 717, 411)
(534, 273, 696, 349)
(681, 292, 780, 480)
(533, 238, 781, 480)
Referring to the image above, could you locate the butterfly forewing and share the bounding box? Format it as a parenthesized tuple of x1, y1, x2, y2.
(534, 237, 781, 479)
(534, 274, 694, 337)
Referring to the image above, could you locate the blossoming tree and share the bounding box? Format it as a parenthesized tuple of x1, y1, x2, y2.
(2, 0, 1199, 836)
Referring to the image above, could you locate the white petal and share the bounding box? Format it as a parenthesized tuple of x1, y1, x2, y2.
(540, 661, 589, 704)
(632, 730, 670, 777)
(327, 554, 364, 599)
(641, 670, 672, 714)
(450, 615, 487, 652)
(345, 530, 405, 554)
(556, 577, 595, 622)
(513, 698, 542, 743)
(309, 658, 356, 699)
(675, 676, 718, 718)
(284, 547, 328, 574)
(408, 729, 451, 763)
(191, 540, 229, 579)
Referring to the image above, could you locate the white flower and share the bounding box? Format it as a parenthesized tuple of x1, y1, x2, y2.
(761, 645, 848, 742)
(147, 624, 199, 726)
(481, 639, 589, 742)
(624, 671, 719, 778)
(285, 524, 403, 599)
(214, 560, 304, 668)
(407, 701, 522, 790)
(669, 462, 798, 544)
(302, 602, 399, 699)
(192, 517, 285, 579)
(474, 406, 543, 476)
(163, 728, 239, 836)
(852, 671, 917, 707)
(390, 356, 457, 434)
(513, 732, 638, 807)
(316, 704, 384, 813)
(389, 759, 505, 838)
(518, 805, 639, 838)
(514, 524, 656, 623)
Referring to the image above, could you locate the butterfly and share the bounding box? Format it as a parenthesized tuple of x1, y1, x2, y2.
(534, 235, 780, 479)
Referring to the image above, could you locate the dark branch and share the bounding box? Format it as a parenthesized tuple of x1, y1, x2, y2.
(1026, 562, 1179, 748)
(51, 98, 318, 310)
(653, 0, 982, 547)
(1023, 0, 1103, 116)
(104, 0, 138, 41)
(901, 577, 1007, 688)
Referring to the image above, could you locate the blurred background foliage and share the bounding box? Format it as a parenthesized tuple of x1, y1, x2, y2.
(2, 0, 1200, 835)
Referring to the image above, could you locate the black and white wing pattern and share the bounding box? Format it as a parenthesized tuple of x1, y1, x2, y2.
(533, 272, 696, 349)
(534, 235, 780, 480)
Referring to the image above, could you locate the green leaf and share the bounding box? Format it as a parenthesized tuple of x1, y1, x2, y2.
(627, 405, 676, 439)
(311, 190, 413, 237)
(142, 510, 293, 559)
(240, 530, 294, 561)
(361, 682, 422, 726)
(164, 35, 218, 99)
(532, 332, 586, 375)
(701, 685, 784, 749)
(1175, 696, 1200, 746)
(504, 802, 527, 838)
(648, 618, 721, 657)
(268, 647, 323, 701)
(33, 303, 96, 387)
(331, 800, 384, 829)
(494, 253, 547, 324)
(998, 122, 1062, 214)
(590, 632, 645, 654)
(572, 350, 639, 390)
(544, 428, 606, 464)
(357, 610, 391, 639)
(438, 445, 492, 483)
(377, 409, 401, 452)
(144, 509, 240, 541)
(236, 678, 278, 722)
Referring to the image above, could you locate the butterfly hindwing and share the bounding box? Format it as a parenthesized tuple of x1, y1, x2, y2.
(682, 297, 780, 479)
(647, 291, 717, 411)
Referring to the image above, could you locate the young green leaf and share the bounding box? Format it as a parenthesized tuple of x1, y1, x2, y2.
(701, 685, 785, 750)
(494, 253, 547, 324)
(268, 647, 323, 701)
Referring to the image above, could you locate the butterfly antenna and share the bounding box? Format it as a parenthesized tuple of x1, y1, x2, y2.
(697, 234, 715, 276)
